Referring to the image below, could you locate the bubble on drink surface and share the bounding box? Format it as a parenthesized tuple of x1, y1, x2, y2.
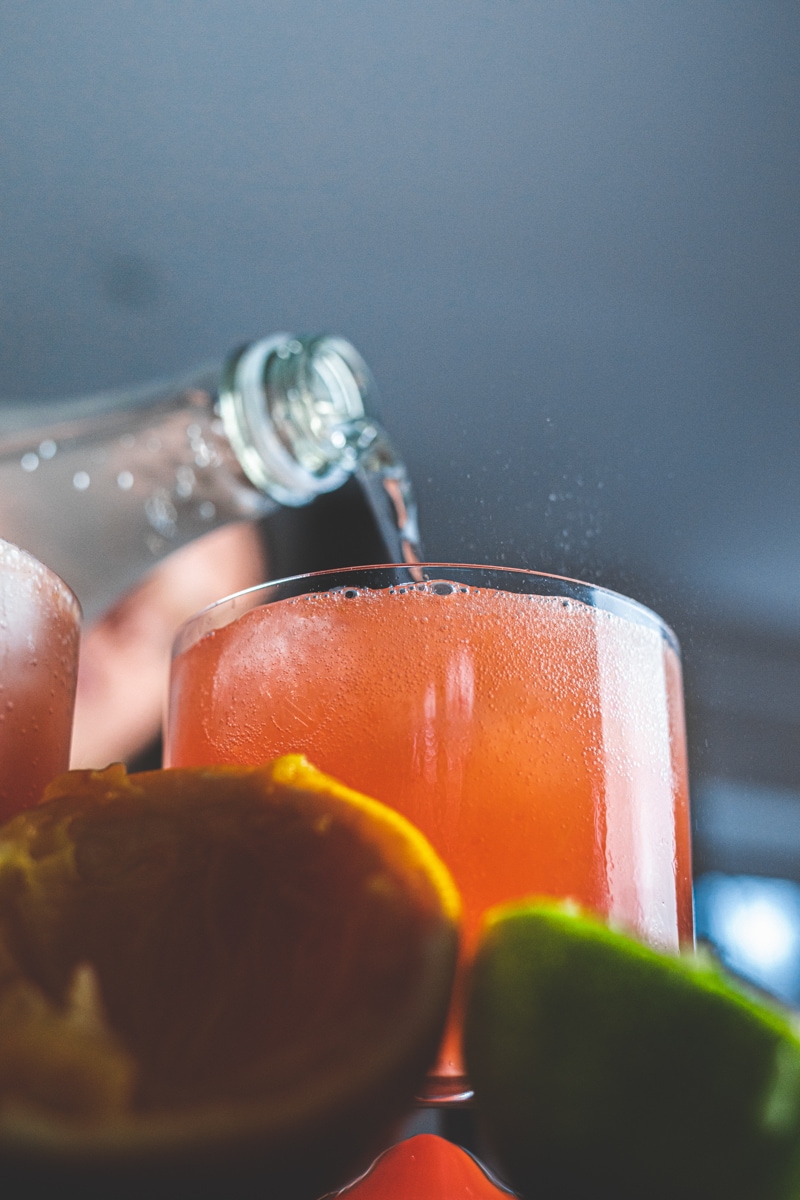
(383, 580, 474, 599)
(325, 586, 369, 602)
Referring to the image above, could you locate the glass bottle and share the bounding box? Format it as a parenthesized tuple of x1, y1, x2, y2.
(0, 333, 421, 622)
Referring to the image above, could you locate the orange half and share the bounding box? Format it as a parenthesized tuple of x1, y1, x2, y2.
(0, 755, 460, 1199)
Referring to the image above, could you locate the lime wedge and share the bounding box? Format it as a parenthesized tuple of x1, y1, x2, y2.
(464, 900, 800, 1200)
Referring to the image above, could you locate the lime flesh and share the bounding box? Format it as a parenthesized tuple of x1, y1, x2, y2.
(464, 900, 800, 1200)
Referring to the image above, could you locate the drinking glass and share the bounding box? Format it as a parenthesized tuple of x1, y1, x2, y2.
(0, 538, 81, 821)
(166, 564, 694, 1103)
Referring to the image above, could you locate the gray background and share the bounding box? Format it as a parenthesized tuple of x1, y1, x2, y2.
(1, 1, 798, 881)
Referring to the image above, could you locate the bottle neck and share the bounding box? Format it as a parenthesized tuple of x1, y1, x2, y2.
(220, 332, 423, 564)
(220, 333, 382, 506)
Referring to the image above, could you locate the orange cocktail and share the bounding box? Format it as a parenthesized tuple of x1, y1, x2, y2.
(0, 537, 81, 820)
(166, 565, 693, 1101)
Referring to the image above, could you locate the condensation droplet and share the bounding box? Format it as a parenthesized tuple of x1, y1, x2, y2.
(21, 452, 39, 472)
(73, 471, 91, 491)
(145, 492, 177, 537)
(117, 470, 134, 490)
(175, 466, 195, 498)
(198, 501, 216, 520)
(38, 439, 57, 459)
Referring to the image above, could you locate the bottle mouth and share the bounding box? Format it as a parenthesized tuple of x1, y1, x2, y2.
(218, 333, 383, 507)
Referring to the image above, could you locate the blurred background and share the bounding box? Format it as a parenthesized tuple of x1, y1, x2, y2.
(1, 1, 798, 1000)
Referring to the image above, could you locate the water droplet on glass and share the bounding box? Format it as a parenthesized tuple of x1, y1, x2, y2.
(73, 471, 91, 491)
(21, 452, 39, 472)
(117, 470, 134, 491)
(38, 439, 57, 459)
(175, 466, 195, 498)
(198, 501, 216, 520)
(145, 492, 177, 537)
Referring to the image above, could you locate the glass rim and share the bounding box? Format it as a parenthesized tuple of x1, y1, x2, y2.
(172, 561, 680, 660)
(0, 535, 82, 620)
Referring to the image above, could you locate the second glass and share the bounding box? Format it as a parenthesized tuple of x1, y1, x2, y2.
(0, 538, 81, 821)
(166, 564, 694, 1103)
